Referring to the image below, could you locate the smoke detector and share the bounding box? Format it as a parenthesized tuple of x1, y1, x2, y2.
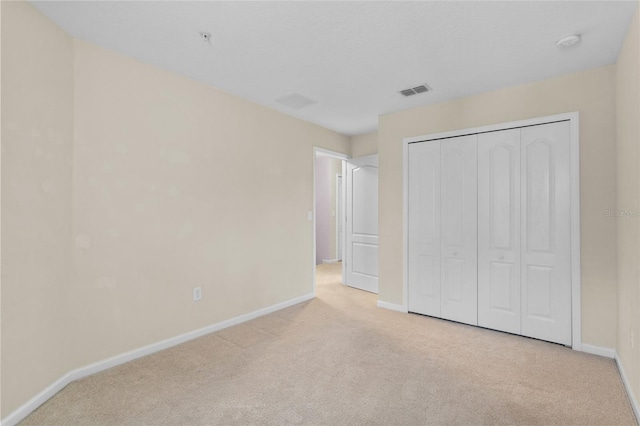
(556, 34, 581, 48)
(399, 84, 432, 97)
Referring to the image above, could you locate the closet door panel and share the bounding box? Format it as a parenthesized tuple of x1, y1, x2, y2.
(521, 121, 572, 345)
(440, 135, 478, 326)
(478, 129, 521, 334)
(408, 141, 441, 316)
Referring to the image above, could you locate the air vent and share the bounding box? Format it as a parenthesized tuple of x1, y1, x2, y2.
(275, 93, 317, 110)
(399, 84, 432, 97)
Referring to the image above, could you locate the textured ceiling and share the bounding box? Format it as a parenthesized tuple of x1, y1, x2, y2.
(31, 1, 638, 136)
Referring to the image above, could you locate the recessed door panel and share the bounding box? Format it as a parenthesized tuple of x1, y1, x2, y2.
(443, 257, 465, 302)
(352, 167, 378, 237)
(352, 243, 378, 278)
(521, 121, 571, 345)
(416, 254, 439, 297)
(526, 141, 552, 252)
(491, 146, 514, 249)
(442, 150, 464, 247)
(440, 135, 477, 326)
(525, 265, 553, 319)
(408, 142, 441, 316)
(478, 129, 521, 334)
(489, 262, 515, 311)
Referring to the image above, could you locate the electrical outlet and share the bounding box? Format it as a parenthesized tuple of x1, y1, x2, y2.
(193, 286, 202, 302)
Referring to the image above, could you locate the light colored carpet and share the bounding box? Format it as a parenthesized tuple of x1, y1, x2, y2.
(21, 263, 636, 425)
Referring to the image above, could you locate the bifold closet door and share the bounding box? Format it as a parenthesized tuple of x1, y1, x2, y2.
(440, 135, 478, 326)
(409, 120, 572, 345)
(521, 122, 572, 345)
(478, 129, 521, 334)
(408, 136, 478, 324)
(408, 141, 441, 317)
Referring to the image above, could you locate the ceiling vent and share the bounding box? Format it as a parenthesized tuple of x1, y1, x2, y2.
(399, 84, 432, 97)
(275, 93, 317, 110)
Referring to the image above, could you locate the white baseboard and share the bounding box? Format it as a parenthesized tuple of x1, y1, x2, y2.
(321, 259, 339, 264)
(6, 294, 637, 426)
(0, 374, 71, 426)
(574, 343, 639, 423)
(376, 300, 407, 313)
(1, 292, 315, 426)
(581, 344, 616, 359)
(615, 352, 640, 424)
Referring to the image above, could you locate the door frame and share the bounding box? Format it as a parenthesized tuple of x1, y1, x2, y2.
(313, 147, 349, 297)
(336, 173, 343, 262)
(402, 112, 581, 350)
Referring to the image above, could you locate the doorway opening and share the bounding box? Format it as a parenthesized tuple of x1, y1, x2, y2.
(313, 148, 348, 296)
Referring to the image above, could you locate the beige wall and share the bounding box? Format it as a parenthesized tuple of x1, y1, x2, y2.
(378, 65, 618, 349)
(350, 131, 378, 157)
(69, 39, 349, 370)
(1, 1, 74, 416)
(1, 2, 349, 417)
(616, 5, 640, 408)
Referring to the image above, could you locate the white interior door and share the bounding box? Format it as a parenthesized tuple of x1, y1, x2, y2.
(345, 155, 378, 293)
(440, 135, 478, 326)
(478, 129, 521, 334)
(408, 141, 441, 316)
(521, 121, 572, 345)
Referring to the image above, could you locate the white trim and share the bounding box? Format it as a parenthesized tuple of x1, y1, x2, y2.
(377, 300, 408, 313)
(402, 134, 410, 312)
(403, 112, 579, 144)
(341, 160, 347, 285)
(1, 374, 70, 426)
(313, 147, 350, 296)
(569, 115, 582, 351)
(615, 352, 640, 423)
(322, 259, 339, 264)
(402, 112, 581, 349)
(0, 293, 314, 426)
(581, 344, 615, 359)
(335, 173, 343, 262)
(349, 153, 378, 167)
(315, 148, 348, 159)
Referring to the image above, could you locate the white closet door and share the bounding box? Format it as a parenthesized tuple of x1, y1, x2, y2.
(440, 135, 478, 326)
(408, 141, 441, 316)
(521, 121, 572, 345)
(478, 129, 521, 334)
